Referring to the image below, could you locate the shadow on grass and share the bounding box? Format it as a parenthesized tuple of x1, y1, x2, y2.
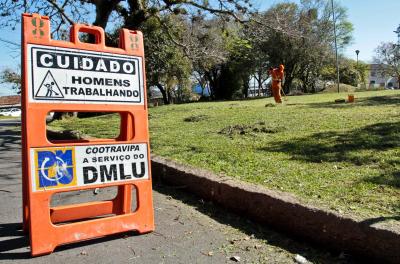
(308, 94, 400, 109)
(260, 121, 400, 188)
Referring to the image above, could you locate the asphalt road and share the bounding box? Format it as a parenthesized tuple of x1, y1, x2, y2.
(0, 119, 353, 263)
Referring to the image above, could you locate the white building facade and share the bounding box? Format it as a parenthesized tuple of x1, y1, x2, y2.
(369, 64, 399, 89)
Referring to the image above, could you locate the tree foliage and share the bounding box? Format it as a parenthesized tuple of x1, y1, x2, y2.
(0, 0, 252, 102)
(374, 42, 400, 88)
(0, 0, 252, 39)
(190, 17, 252, 100)
(0, 68, 21, 94)
(246, 0, 353, 93)
(321, 58, 369, 88)
(142, 16, 192, 104)
(0, 0, 355, 102)
(184, 16, 231, 99)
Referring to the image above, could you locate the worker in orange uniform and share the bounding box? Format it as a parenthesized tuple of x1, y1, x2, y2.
(269, 64, 285, 103)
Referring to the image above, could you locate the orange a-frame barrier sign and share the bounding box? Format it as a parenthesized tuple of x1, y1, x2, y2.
(21, 13, 154, 256)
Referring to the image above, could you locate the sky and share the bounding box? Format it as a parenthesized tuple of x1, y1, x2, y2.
(255, 0, 400, 61)
(1, 0, 400, 96)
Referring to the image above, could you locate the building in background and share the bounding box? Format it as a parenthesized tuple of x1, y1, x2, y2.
(369, 64, 399, 89)
(247, 76, 271, 97)
(0, 95, 20, 110)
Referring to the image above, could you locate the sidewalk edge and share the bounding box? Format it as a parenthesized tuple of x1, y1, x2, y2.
(151, 155, 400, 263)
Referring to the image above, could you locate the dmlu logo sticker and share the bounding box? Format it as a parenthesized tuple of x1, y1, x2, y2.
(34, 148, 77, 190)
(30, 143, 149, 192)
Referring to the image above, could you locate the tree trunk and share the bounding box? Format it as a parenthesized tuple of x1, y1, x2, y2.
(93, 0, 121, 29)
(242, 75, 250, 98)
(283, 75, 293, 95)
(256, 69, 264, 96)
(86, 0, 121, 45)
(156, 83, 169, 105)
(124, 0, 148, 29)
(167, 89, 173, 104)
(257, 78, 264, 96)
(205, 70, 217, 100)
(397, 75, 400, 89)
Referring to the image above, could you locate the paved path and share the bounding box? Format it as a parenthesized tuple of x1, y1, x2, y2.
(0, 119, 353, 263)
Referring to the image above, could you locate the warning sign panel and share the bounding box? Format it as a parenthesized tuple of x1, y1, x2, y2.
(35, 70, 64, 98)
(27, 44, 144, 104)
(30, 143, 149, 192)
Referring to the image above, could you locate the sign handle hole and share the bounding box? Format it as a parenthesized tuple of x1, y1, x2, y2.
(78, 32, 97, 44)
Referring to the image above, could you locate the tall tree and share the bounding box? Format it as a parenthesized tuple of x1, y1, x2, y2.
(185, 16, 230, 99)
(142, 15, 192, 104)
(219, 25, 253, 99)
(245, 0, 353, 93)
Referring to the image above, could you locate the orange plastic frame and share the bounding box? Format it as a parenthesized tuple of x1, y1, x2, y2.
(21, 13, 154, 256)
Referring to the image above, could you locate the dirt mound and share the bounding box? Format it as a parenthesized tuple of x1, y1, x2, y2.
(183, 114, 208, 122)
(219, 122, 285, 137)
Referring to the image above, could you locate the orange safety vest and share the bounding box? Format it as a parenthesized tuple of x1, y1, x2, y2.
(271, 68, 284, 83)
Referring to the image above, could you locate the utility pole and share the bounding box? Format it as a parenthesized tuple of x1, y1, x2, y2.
(331, 0, 340, 93)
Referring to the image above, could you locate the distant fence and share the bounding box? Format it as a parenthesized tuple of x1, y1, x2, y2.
(248, 85, 271, 97)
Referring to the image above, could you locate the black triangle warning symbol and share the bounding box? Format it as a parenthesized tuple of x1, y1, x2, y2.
(35, 70, 64, 98)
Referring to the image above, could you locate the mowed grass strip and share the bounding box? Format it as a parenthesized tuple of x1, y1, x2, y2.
(50, 90, 400, 220)
(0, 115, 19, 120)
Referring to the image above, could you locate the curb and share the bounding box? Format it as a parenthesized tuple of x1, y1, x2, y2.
(151, 155, 400, 263)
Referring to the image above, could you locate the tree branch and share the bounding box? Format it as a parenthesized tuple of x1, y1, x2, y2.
(183, 0, 248, 23)
(45, 0, 74, 25)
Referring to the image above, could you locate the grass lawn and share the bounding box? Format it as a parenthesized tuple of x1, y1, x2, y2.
(50, 90, 400, 220)
(0, 116, 19, 120)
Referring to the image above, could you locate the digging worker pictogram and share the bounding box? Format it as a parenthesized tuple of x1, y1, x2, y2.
(45, 82, 58, 97)
(269, 64, 285, 104)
